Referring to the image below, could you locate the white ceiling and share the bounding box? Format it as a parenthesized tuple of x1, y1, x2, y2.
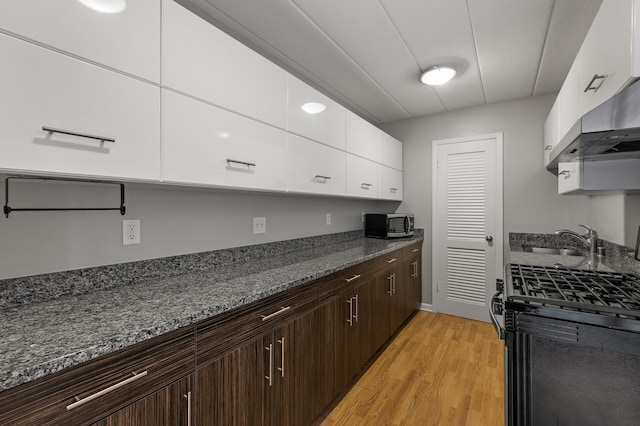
(180, 0, 602, 125)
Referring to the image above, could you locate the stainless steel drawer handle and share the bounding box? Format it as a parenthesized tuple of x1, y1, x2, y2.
(347, 298, 353, 326)
(226, 159, 256, 168)
(277, 337, 285, 378)
(183, 391, 192, 426)
(353, 294, 359, 322)
(390, 188, 397, 193)
(411, 248, 419, 253)
(43, 126, 115, 143)
(265, 344, 273, 386)
(66, 370, 148, 410)
(558, 170, 570, 176)
(314, 175, 332, 181)
(392, 273, 396, 295)
(361, 183, 372, 189)
(544, 145, 553, 151)
(345, 274, 361, 283)
(261, 306, 291, 321)
(386, 258, 397, 264)
(584, 74, 606, 92)
(387, 275, 393, 295)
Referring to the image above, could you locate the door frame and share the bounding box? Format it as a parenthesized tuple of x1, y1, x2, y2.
(431, 132, 504, 315)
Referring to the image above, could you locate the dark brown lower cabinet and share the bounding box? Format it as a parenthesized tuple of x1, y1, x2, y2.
(92, 375, 193, 426)
(196, 309, 318, 426)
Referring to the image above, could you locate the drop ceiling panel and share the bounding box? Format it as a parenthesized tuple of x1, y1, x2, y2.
(292, 0, 445, 118)
(381, 0, 486, 112)
(533, 0, 602, 96)
(468, 0, 554, 104)
(196, 0, 410, 123)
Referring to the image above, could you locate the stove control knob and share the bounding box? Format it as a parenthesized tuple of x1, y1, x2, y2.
(486, 235, 493, 243)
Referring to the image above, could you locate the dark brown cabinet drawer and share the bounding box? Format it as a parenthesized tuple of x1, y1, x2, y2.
(403, 242, 422, 257)
(0, 326, 195, 426)
(372, 248, 404, 271)
(196, 281, 319, 367)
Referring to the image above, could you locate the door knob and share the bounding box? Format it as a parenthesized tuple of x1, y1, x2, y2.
(486, 235, 493, 242)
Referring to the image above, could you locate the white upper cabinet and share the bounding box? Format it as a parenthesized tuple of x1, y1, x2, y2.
(162, 0, 287, 128)
(346, 111, 380, 162)
(578, 0, 638, 116)
(162, 90, 287, 192)
(0, 34, 161, 181)
(346, 154, 379, 199)
(543, 99, 559, 167)
(379, 165, 403, 201)
(287, 76, 346, 149)
(557, 57, 581, 141)
(0, 0, 160, 83)
(379, 132, 402, 171)
(287, 134, 346, 196)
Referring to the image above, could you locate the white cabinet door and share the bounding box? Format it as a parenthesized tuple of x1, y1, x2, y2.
(346, 111, 380, 162)
(162, 0, 287, 128)
(380, 132, 402, 170)
(557, 57, 581, 141)
(0, 34, 160, 181)
(163, 90, 287, 192)
(287, 134, 346, 196)
(346, 154, 379, 198)
(579, 0, 635, 115)
(0, 0, 160, 83)
(543, 99, 559, 167)
(379, 166, 403, 201)
(287, 76, 346, 149)
(558, 162, 582, 194)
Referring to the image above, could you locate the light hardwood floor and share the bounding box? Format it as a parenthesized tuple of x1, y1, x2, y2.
(320, 311, 504, 426)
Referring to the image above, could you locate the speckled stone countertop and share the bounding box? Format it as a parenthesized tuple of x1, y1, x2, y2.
(508, 232, 640, 275)
(0, 233, 423, 393)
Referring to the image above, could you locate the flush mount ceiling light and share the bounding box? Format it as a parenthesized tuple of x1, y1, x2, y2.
(301, 102, 326, 114)
(420, 66, 456, 86)
(78, 0, 127, 14)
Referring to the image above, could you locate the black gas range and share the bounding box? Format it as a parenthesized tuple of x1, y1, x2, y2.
(491, 264, 640, 426)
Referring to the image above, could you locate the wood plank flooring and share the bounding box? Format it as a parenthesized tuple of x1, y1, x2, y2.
(320, 311, 504, 426)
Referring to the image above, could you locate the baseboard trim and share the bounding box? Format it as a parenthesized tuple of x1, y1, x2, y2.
(420, 303, 433, 312)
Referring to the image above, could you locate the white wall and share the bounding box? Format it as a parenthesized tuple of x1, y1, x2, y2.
(625, 194, 640, 247)
(0, 178, 397, 279)
(590, 194, 625, 245)
(382, 94, 591, 304)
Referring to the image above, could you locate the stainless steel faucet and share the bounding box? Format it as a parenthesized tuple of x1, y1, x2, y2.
(554, 224, 598, 256)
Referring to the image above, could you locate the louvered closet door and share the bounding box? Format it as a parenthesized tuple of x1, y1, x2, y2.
(434, 136, 500, 322)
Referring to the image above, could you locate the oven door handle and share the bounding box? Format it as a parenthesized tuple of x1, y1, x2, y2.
(490, 290, 505, 340)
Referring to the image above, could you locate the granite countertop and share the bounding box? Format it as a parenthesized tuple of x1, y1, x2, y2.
(0, 235, 422, 393)
(508, 232, 640, 276)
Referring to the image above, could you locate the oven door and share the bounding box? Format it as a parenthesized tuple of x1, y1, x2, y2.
(507, 312, 640, 426)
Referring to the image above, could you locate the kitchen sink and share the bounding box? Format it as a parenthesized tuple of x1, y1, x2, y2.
(522, 247, 589, 257)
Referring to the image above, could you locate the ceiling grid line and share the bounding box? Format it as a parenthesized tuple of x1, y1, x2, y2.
(376, 0, 446, 113)
(287, 0, 413, 121)
(531, 0, 557, 96)
(464, 0, 487, 105)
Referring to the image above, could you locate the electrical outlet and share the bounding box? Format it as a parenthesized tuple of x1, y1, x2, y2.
(253, 217, 266, 234)
(122, 219, 141, 245)
(326, 213, 332, 226)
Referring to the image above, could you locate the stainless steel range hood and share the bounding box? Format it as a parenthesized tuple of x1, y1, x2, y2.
(547, 79, 640, 173)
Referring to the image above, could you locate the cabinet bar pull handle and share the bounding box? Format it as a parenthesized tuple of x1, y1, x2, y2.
(390, 188, 397, 193)
(412, 261, 418, 278)
(226, 159, 256, 168)
(387, 275, 393, 295)
(265, 344, 273, 386)
(392, 273, 397, 295)
(584, 74, 606, 92)
(353, 295, 359, 322)
(261, 306, 291, 321)
(43, 126, 115, 143)
(386, 258, 397, 264)
(544, 145, 553, 151)
(277, 337, 285, 377)
(314, 175, 332, 181)
(66, 371, 148, 410)
(411, 248, 419, 253)
(558, 170, 570, 176)
(183, 391, 192, 426)
(361, 183, 372, 189)
(345, 274, 361, 283)
(347, 298, 353, 326)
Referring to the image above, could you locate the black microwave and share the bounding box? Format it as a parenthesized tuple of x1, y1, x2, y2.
(365, 214, 415, 239)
